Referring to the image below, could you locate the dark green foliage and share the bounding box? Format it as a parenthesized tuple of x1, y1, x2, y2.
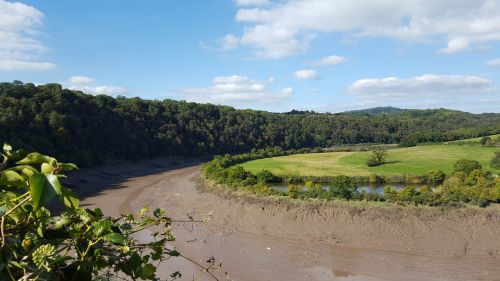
(399, 135, 418, 147)
(256, 169, 275, 183)
(481, 136, 491, 145)
(329, 175, 357, 199)
(426, 169, 446, 185)
(453, 159, 482, 175)
(491, 152, 500, 169)
(2, 82, 500, 167)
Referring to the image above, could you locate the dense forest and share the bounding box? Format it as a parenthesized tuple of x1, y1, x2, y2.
(1, 81, 500, 166)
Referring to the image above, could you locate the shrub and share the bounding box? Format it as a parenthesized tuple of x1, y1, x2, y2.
(453, 159, 482, 175)
(480, 136, 491, 145)
(426, 169, 446, 185)
(329, 176, 357, 199)
(398, 185, 419, 202)
(287, 184, 302, 198)
(256, 169, 275, 183)
(383, 186, 398, 201)
(245, 183, 274, 195)
(491, 152, 500, 169)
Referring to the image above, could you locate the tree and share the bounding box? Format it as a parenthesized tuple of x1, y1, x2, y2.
(480, 136, 491, 145)
(399, 135, 418, 147)
(0, 145, 221, 280)
(491, 152, 500, 169)
(366, 147, 388, 167)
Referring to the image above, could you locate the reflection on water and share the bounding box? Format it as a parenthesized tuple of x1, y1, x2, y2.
(271, 183, 426, 195)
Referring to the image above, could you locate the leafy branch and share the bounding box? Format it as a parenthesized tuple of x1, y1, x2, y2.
(0, 145, 222, 280)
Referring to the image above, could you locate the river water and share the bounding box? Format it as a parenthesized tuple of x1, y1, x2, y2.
(271, 183, 426, 195)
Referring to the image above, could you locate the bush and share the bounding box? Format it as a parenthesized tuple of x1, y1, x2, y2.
(480, 136, 491, 145)
(453, 159, 482, 175)
(398, 186, 419, 202)
(329, 176, 357, 199)
(426, 169, 446, 185)
(383, 186, 398, 201)
(491, 152, 500, 169)
(287, 184, 302, 198)
(256, 169, 275, 183)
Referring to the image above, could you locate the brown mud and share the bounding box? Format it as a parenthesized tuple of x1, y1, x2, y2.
(67, 158, 500, 281)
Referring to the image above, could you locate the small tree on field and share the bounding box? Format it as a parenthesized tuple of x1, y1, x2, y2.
(480, 136, 491, 146)
(366, 147, 388, 167)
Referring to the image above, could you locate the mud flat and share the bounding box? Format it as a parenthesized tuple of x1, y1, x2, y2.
(68, 158, 500, 281)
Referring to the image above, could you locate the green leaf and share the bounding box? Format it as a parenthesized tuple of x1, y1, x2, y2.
(17, 152, 53, 165)
(0, 170, 26, 187)
(104, 232, 127, 245)
(29, 173, 63, 210)
(46, 174, 62, 195)
(137, 263, 156, 279)
(59, 163, 79, 171)
(61, 186, 79, 210)
(55, 217, 71, 230)
(6, 165, 37, 177)
(93, 220, 112, 237)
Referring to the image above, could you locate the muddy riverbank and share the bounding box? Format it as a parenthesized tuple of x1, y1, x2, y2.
(67, 158, 500, 281)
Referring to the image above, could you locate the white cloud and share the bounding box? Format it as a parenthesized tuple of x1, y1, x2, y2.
(178, 75, 293, 105)
(68, 75, 94, 85)
(309, 55, 348, 66)
(221, 34, 239, 51)
(348, 74, 493, 99)
(293, 69, 320, 80)
(228, 0, 500, 58)
(69, 85, 128, 96)
(486, 58, 500, 67)
(305, 88, 320, 94)
(234, 0, 271, 7)
(0, 0, 54, 70)
(0, 59, 54, 70)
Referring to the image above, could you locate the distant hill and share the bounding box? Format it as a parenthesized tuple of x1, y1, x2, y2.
(340, 107, 410, 115)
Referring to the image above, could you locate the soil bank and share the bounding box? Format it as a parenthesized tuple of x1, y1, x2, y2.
(67, 158, 500, 281)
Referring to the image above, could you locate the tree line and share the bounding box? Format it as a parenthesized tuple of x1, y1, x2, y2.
(1, 81, 500, 166)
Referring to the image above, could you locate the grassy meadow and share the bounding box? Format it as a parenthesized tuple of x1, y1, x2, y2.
(239, 143, 500, 177)
(445, 134, 500, 144)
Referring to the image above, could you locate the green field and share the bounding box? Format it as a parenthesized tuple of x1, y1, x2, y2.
(446, 134, 500, 144)
(239, 144, 500, 177)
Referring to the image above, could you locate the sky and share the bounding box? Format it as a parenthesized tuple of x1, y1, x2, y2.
(1, 0, 500, 113)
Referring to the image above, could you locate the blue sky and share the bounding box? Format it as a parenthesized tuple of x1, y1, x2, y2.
(1, 0, 500, 113)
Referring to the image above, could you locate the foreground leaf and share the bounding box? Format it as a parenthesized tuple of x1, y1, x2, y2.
(104, 233, 127, 245)
(29, 173, 63, 210)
